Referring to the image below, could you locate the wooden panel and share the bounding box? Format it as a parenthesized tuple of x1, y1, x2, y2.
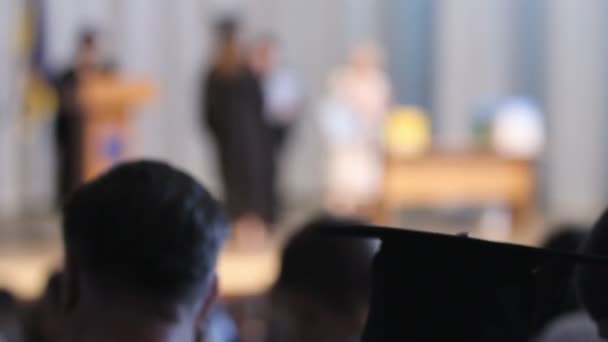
(81, 75, 155, 181)
(382, 155, 534, 210)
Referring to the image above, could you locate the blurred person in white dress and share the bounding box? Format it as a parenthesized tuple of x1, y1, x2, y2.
(318, 42, 391, 217)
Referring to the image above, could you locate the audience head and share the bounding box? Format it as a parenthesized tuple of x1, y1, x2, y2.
(577, 209, 608, 338)
(544, 225, 588, 252)
(270, 217, 375, 342)
(41, 272, 65, 342)
(534, 225, 588, 334)
(328, 225, 608, 342)
(62, 160, 230, 340)
(23, 271, 65, 342)
(0, 289, 22, 342)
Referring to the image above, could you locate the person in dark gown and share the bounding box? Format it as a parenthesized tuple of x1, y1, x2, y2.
(54, 32, 100, 205)
(203, 19, 275, 237)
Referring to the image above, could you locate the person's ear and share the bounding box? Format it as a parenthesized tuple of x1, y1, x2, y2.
(195, 275, 219, 334)
(62, 256, 80, 314)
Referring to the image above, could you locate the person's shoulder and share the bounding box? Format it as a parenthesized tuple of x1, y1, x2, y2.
(536, 311, 603, 342)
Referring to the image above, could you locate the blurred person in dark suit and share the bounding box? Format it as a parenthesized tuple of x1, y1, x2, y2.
(54, 31, 101, 205)
(60, 161, 230, 342)
(267, 218, 374, 342)
(202, 19, 275, 244)
(249, 34, 302, 155)
(0, 289, 22, 342)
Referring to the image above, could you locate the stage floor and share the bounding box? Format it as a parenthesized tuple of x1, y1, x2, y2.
(0, 210, 543, 301)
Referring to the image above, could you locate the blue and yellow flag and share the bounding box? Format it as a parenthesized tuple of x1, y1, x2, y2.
(19, 0, 57, 129)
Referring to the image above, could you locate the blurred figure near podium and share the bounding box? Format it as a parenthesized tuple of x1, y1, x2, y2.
(53, 31, 99, 205)
(53, 31, 154, 204)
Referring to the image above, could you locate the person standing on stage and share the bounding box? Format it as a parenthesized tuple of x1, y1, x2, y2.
(319, 42, 391, 217)
(249, 35, 302, 155)
(54, 31, 101, 205)
(202, 19, 274, 243)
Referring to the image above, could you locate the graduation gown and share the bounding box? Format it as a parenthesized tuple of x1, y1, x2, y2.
(54, 69, 84, 204)
(203, 67, 275, 223)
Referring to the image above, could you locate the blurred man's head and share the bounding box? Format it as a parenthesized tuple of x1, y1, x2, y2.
(534, 225, 588, 334)
(270, 217, 375, 342)
(75, 30, 101, 73)
(62, 160, 229, 341)
(577, 209, 608, 338)
(213, 18, 244, 76)
(249, 34, 279, 76)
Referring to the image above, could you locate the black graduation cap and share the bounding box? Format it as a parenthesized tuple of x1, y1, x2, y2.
(323, 225, 608, 342)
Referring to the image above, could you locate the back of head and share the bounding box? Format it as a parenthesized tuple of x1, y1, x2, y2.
(534, 225, 588, 334)
(276, 217, 374, 315)
(23, 272, 65, 342)
(0, 289, 22, 342)
(544, 225, 588, 252)
(63, 160, 229, 319)
(577, 210, 608, 336)
(271, 217, 374, 341)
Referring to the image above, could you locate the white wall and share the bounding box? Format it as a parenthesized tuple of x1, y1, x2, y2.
(0, 0, 23, 217)
(544, 0, 608, 222)
(434, 0, 517, 149)
(0, 0, 383, 216)
(4, 0, 608, 223)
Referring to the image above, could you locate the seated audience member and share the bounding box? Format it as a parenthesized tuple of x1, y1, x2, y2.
(23, 272, 64, 342)
(577, 209, 608, 340)
(535, 312, 603, 342)
(201, 304, 238, 342)
(316, 223, 608, 341)
(535, 226, 603, 341)
(537, 226, 588, 324)
(267, 218, 375, 342)
(60, 160, 230, 342)
(0, 289, 22, 342)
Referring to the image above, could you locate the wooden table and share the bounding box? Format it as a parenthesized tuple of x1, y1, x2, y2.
(379, 154, 536, 225)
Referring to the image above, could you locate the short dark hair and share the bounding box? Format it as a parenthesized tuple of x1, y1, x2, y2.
(63, 161, 229, 306)
(534, 225, 588, 334)
(0, 290, 16, 313)
(78, 30, 97, 48)
(215, 18, 239, 40)
(577, 209, 608, 322)
(274, 217, 374, 316)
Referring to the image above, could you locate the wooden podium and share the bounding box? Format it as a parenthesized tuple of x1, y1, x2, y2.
(80, 73, 154, 182)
